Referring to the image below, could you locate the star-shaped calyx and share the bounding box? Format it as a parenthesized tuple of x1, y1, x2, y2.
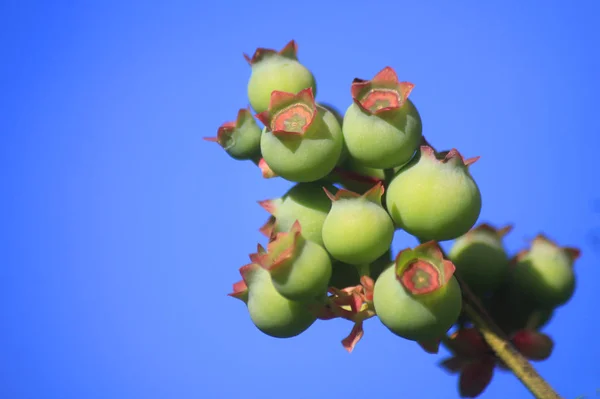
(420, 142, 481, 168)
(512, 234, 581, 265)
(351, 66, 415, 115)
(313, 275, 375, 353)
(250, 221, 303, 273)
(323, 181, 385, 206)
(256, 88, 317, 137)
(227, 244, 268, 303)
(243, 40, 298, 65)
(204, 108, 253, 148)
(204, 107, 262, 160)
(464, 223, 513, 241)
(394, 241, 456, 295)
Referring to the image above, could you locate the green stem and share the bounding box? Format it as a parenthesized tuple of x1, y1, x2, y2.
(463, 302, 563, 399)
(419, 239, 562, 398)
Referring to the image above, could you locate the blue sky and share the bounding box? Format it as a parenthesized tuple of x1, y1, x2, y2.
(1, 1, 599, 398)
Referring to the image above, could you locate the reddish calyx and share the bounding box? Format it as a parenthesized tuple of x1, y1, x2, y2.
(311, 276, 375, 353)
(511, 330, 554, 361)
(512, 234, 581, 265)
(471, 223, 513, 238)
(204, 108, 254, 149)
(258, 158, 277, 179)
(227, 279, 249, 302)
(400, 260, 440, 295)
(439, 328, 496, 398)
(395, 241, 455, 295)
(243, 40, 298, 65)
(251, 221, 303, 273)
(256, 88, 317, 137)
(323, 181, 385, 205)
(421, 145, 480, 167)
(351, 66, 414, 115)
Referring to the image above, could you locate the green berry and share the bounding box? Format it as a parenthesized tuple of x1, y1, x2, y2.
(321, 183, 394, 265)
(257, 89, 343, 182)
(487, 286, 555, 333)
(245, 40, 316, 114)
(328, 261, 361, 290)
(342, 67, 422, 169)
(231, 260, 316, 338)
(386, 144, 482, 241)
(511, 235, 580, 308)
(258, 182, 337, 246)
(204, 108, 261, 160)
(449, 223, 512, 295)
(254, 221, 332, 302)
(373, 242, 462, 341)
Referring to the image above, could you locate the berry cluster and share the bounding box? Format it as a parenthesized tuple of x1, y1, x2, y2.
(206, 40, 580, 398)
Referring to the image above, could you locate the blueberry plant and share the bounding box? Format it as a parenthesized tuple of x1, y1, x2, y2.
(205, 40, 580, 399)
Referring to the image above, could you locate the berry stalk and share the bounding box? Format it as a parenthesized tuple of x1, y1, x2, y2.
(463, 302, 562, 399)
(428, 239, 563, 399)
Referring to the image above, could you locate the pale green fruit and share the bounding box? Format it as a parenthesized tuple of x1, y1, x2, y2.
(449, 224, 511, 295)
(246, 45, 316, 113)
(242, 264, 316, 338)
(321, 184, 394, 265)
(511, 236, 579, 308)
(205, 109, 262, 161)
(386, 146, 482, 241)
(269, 237, 332, 302)
(343, 98, 422, 169)
(373, 266, 462, 341)
(486, 284, 555, 333)
(260, 105, 344, 182)
(259, 182, 337, 246)
(255, 221, 332, 302)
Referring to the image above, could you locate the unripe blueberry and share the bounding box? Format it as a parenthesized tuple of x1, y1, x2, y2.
(486, 285, 555, 333)
(342, 67, 422, 169)
(373, 241, 462, 341)
(258, 182, 337, 246)
(257, 88, 344, 182)
(253, 221, 332, 302)
(328, 261, 361, 290)
(386, 144, 482, 241)
(244, 40, 316, 114)
(204, 108, 261, 161)
(511, 235, 580, 308)
(449, 223, 512, 295)
(321, 183, 394, 265)
(229, 257, 316, 338)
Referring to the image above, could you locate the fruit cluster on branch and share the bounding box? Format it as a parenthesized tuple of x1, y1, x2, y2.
(205, 40, 580, 398)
